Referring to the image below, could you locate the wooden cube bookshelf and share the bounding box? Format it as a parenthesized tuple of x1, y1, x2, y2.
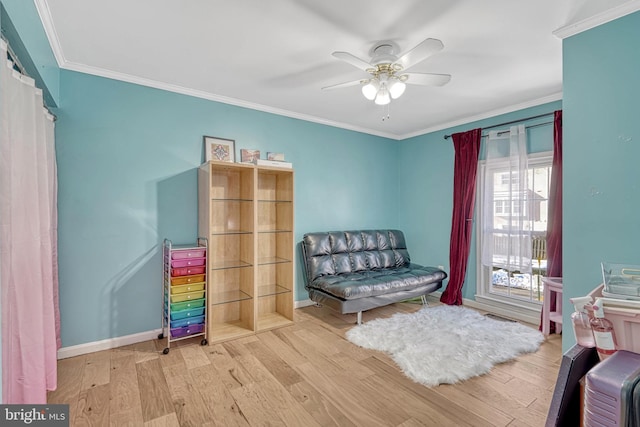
(199, 161, 294, 343)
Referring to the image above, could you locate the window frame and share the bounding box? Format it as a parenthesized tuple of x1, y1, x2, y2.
(475, 151, 553, 313)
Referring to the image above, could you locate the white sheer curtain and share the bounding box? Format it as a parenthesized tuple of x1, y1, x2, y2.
(0, 39, 59, 404)
(481, 125, 532, 274)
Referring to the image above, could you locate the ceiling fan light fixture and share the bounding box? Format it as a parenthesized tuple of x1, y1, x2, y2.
(362, 79, 379, 100)
(374, 87, 391, 105)
(326, 37, 449, 109)
(388, 78, 406, 99)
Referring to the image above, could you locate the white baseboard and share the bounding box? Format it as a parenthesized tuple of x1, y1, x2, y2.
(426, 291, 541, 326)
(59, 296, 533, 360)
(57, 328, 163, 360)
(59, 301, 315, 359)
(295, 299, 316, 309)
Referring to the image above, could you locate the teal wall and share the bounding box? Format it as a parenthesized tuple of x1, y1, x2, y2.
(562, 11, 640, 351)
(398, 101, 560, 302)
(1, 0, 59, 106)
(56, 70, 399, 347)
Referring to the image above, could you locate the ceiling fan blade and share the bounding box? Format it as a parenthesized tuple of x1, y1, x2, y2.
(332, 51, 373, 72)
(321, 79, 364, 91)
(403, 73, 451, 87)
(396, 38, 444, 71)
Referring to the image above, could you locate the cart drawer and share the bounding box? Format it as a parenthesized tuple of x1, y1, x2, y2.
(171, 323, 204, 338)
(171, 290, 206, 303)
(171, 265, 206, 277)
(170, 274, 206, 285)
(171, 257, 206, 268)
(170, 282, 205, 295)
(170, 306, 205, 320)
(170, 315, 205, 329)
(170, 298, 205, 312)
(170, 249, 206, 260)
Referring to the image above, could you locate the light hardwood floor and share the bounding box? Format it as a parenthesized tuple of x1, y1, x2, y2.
(48, 302, 562, 426)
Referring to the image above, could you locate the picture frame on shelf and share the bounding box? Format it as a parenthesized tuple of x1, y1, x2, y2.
(267, 152, 285, 161)
(240, 149, 261, 163)
(204, 136, 235, 163)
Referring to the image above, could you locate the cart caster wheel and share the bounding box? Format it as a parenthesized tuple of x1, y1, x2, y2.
(201, 339, 208, 346)
(163, 348, 169, 355)
(157, 333, 164, 340)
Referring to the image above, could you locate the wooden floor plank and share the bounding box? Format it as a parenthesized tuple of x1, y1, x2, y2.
(143, 412, 181, 427)
(244, 339, 303, 387)
(109, 408, 144, 427)
(48, 302, 561, 426)
(190, 364, 250, 427)
(47, 355, 86, 422)
(74, 383, 110, 426)
(256, 330, 308, 368)
(163, 364, 215, 426)
(136, 359, 175, 422)
(179, 344, 211, 370)
(109, 355, 143, 423)
(80, 350, 111, 391)
(466, 373, 537, 408)
(228, 382, 287, 426)
(286, 379, 358, 427)
(274, 328, 345, 377)
(360, 356, 495, 427)
(296, 361, 410, 427)
(363, 370, 477, 427)
(206, 343, 255, 391)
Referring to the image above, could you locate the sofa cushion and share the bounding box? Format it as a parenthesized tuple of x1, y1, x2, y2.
(302, 230, 411, 283)
(306, 264, 446, 300)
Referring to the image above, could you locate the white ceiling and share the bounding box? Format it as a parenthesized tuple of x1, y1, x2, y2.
(36, 0, 640, 139)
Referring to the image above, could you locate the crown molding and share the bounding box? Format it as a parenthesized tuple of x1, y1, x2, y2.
(34, 0, 400, 139)
(34, 0, 66, 66)
(553, 0, 640, 39)
(61, 60, 401, 140)
(398, 92, 563, 140)
(31, 0, 563, 141)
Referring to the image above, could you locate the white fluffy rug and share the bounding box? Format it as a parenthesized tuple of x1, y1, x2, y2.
(345, 305, 544, 387)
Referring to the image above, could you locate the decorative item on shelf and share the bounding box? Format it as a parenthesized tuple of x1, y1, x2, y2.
(267, 152, 285, 161)
(204, 136, 235, 163)
(240, 149, 261, 163)
(253, 158, 292, 169)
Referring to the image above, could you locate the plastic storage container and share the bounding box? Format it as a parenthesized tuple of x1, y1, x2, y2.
(589, 284, 640, 354)
(601, 262, 640, 299)
(170, 248, 206, 259)
(170, 257, 206, 268)
(171, 266, 206, 277)
(171, 323, 205, 339)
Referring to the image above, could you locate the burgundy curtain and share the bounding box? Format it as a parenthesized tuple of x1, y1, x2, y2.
(440, 129, 482, 305)
(546, 110, 563, 277)
(541, 110, 562, 332)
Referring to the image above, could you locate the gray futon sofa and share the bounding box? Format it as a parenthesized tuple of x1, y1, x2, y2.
(301, 229, 447, 323)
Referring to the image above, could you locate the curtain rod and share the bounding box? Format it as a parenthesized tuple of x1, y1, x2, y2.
(1, 33, 27, 76)
(443, 112, 555, 140)
(481, 120, 552, 138)
(1, 34, 57, 121)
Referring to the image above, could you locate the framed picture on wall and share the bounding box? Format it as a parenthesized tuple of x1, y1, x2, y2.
(204, 136, 235, 163)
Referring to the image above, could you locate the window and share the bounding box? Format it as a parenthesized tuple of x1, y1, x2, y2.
(478, 153, 552, 310)
(500, 172, 520, 187)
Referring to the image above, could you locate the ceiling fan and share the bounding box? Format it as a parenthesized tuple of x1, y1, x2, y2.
(322, 38, 451, 106)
